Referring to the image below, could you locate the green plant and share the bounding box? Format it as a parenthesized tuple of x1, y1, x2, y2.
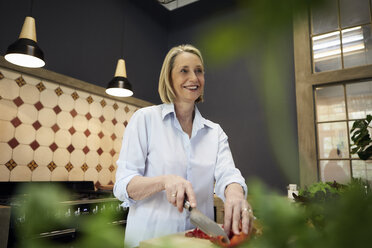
(350, 114, 372, 160)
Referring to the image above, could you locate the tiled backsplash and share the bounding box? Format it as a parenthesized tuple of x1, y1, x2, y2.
(0, 67, 139, 187)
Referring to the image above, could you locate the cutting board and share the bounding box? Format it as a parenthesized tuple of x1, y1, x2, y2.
(139, 231, 216, 248)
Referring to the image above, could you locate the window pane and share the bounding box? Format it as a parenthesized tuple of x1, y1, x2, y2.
(317, 122, 349, 159)
(313, 31, 342, 72)
(346, 81, 372, 119)
(320, 160, 351, 183)
(315, 85, 346, 122)
(342, 25, 372, 68)
(349, 121, 361, 159)
(311, 0, 339, 35)
(340, 0, 370, 28)
(351, 160, 372, 181)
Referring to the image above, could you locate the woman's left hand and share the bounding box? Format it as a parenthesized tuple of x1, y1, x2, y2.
(223, 183, 254, 236)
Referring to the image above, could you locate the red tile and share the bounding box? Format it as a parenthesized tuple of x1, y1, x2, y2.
(108, 180, 114, 185)
(53, 105, 62, 114)
(84, 129, 91, 137)
(98, 131, 104, 139)
(67, 144, 75, 153)
(5, 159, 17, 171)
(99, 115, 105, 123)
(51, 124, 60, 133)
(0, 72, 4, 79)
(68, 127, 76, 135)
(110, 149, 115, 157)
(47, 162, 57, 172)
(65, 162, 73, 172)
(13, 96, 24, 107)
(83, 146, 90, 154)
(70, 109, 77, 117)
(8, 138, 19, 149)
(27, 160, 38, 171)
(97, 148, 103, 155)
(34, 101, 44, 111)
(111, 133, 117, 141)
(85, 112, 92, 120)
(96, 164, 102, 172)
(11, 117, 22, 127)
(112, 118, 117, 125)
(49, 142, 58, 152)
(81, 163, 88, 172)
(109, 165, 115, 172)
(30, 140, 40, 150)
(94, 181, 101, 189)
(124, 120, 128, 127)
(32, 121, 42, 130)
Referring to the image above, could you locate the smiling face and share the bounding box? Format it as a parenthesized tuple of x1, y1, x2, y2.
(171, 52, 205, 105)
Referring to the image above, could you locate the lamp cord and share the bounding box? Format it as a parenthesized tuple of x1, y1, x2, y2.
(29, 0, 34, 17)
(120, 0, 125, 58)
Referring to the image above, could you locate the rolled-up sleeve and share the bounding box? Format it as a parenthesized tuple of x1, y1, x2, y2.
(113, 110, 148, 207)
(214, 125, 247, 202)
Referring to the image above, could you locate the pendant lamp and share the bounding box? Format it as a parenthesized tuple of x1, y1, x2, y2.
(5, 16, 45, 68)
(106, 59, 133, 97)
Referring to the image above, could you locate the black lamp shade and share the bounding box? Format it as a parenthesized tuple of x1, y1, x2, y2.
(5, 38, 45, 68)
(106, 76, 133, 97)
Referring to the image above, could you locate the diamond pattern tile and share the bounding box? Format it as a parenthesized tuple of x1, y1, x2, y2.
(109, 165, 115, 172)
(98, 131, 104, 139)
(36, 82, 46, 92)
(65, 162, 73, 172)
(11, 117, 22, 128)
(67, 144, 75, 153)
(49, 142, 58, 152)
(30, 140, 40, 150)
(108, 180, 114, 185)
(8, 138, 19, 149)
(70, 109, 77, 117)
(96, 164, 102, 172)
(27, 160, 38, 171)
(0, 72, 4, 79)
(81, 163, 88, 172)
(97, 148, 103, 155)
(71, 91, 79, 100)
(34, 101, 44, 111)
(124, 120, 128, 127)
(111, 133, 116, 141)
(47, 162, 57, 172)
(51, 124, 60, 133)
(13, 96, 24, 107)
(99, 115, 105, 123)
(83, 146, 90, 154)
(5, 159, 17, 171)
(15, 76, 26, 87)
(100, 99, 106, 107)
(112, 118, 117, 125)
(68, 127, 76, 135)
(32, 121, 42, 130)
(53, 105, 62, 114)
(86, 96, 93, 104)
(85, 112, 92, 120)
(113, 103, 119, 110)
(55, 87, 63, 96)
(94, 181, 101, 189)
(124, 106, 130, 113)
(84, 129, 91, 137)
(110, 149, 115, 157)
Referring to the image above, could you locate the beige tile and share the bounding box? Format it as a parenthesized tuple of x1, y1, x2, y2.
(59, 85, 74, 94)
(10, 165, 32, 181)
(75, 98, 89, 115)
(0, 78, 19, 100)
(55, 129, 71, 148)
(38, 108, 56, 127)
(53, 148, 70, 167)
(88, 118, 101, 134)
(34, 146, 53, 166)
(86, 151, 99, 167)
(102, 105, 115, 121)
(31, 166, 51, 181)
(56, 111, 73, 130)
(36, 126, 54, 146)
(77, 90, 90, 98)
(18, 103, 38, 124)
(86, 134, 100, 150)
(0, 120, 15, 142)
(0, 142, 12, 164)
(13, 144, 33, 165)
(40, 89, 58, 108)
(19, 84, 40, 104)
(71, 132, 86, 149)
(51, 166, 69, 181)
(42, 80, 58, 90)
(114, 124, 125, 139)
(115, 107, 125, 123)
(105, 98, 115, 106)
(0, 67, 21, 79)
(89, 101, 102, 118)
(0, 165, 10, 181)
(58, 94, 74, 112)
(99, 152, 112, 168)
(21, 74, 41, 85)
(70, 149, 85, 168)
(100, 136, 113, 152)
(0, 99, 17, 121)
(15, 124, 35, 145)
(102, 120, 114, 136)
(113, 139, 122, 153)
(68, 167, 84, 181)
(98, 168, 111, 185)
(72, 115, 88, 132)
(84, 167, 98, 182)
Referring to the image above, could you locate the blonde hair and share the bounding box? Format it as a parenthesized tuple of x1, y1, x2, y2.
(158, 44, 204, 103)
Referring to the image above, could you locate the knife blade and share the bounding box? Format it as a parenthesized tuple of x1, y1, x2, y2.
(184, 200, 230, 244)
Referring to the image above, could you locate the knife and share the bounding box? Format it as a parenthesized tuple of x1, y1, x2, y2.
(184, 200, 230, 244)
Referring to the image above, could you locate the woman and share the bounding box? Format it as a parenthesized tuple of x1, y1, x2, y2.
(114, 44, 253, 247)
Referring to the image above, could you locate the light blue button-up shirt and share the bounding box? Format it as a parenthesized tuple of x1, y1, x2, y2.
(114, 103, 247, 247)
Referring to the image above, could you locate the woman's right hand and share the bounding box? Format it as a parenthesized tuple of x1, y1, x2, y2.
(163, 175, 197, 212)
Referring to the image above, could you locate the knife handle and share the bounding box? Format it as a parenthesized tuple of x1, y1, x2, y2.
(183, 200, 192, 211)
